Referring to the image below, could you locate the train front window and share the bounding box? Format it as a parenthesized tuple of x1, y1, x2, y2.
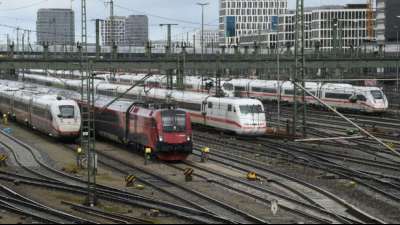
(162, 111, 186, 132)
(371, 91, 384, 100)
(239, 105, 264, 114)
(59, 106, 75, 119)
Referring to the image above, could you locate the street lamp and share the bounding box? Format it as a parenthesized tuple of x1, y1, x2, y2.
(197, 2, 209, 56)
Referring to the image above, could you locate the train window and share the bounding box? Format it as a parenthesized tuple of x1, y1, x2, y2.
(325, 93, 352, 100)
(162, 110, 186, 133)
(239, 105, 264, 114)
(235, 86, 246, 92)
(208, 102, 213, 109)
(228, 104, 233, 112)
(223, 83, 234, 91)
(15, 101, 28, 111)
(33, 106, 46, 117)
(371, 91, 384, 100)
(177, 101, 201, 111)
(284, 90, 294, 95)
(59, 106, 75, 119)
(252, 87, 277, 93)
(357, 95, 367, 102)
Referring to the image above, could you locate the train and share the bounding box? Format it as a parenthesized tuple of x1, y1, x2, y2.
(90, 97, 193, 161)
(90, 73, 389, 113)
(0, 84, 81, 139)
(0, 80, 193, 161)
(20, 73, 268, 136)
(222, 79, 389, 113)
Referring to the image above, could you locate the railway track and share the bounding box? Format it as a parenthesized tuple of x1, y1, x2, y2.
(166, 158, 354, 224)
(0, 184, 97, 224)
(0, 129, 235, 224)
(194, 131, 388, 224)
(94, 147, 268, 224)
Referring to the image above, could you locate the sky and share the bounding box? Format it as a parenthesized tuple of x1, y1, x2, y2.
(0, 0, 365, 44)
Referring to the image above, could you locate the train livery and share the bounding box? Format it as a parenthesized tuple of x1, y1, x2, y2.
(91, 98, 193, 161)
(21, 74, 268, 136)
(0, 85, 81, 139)
(222, 79, 389, 113)
(93, 73, 389, 113)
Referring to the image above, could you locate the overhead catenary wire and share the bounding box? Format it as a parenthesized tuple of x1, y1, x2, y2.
(95, 0, 218, 27)
(0, 23, 97, 41)
(0, 0, 48, 11)
(292, 81, 400, 158)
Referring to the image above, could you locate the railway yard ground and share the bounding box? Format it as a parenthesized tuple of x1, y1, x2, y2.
(0, 102, 399, 224)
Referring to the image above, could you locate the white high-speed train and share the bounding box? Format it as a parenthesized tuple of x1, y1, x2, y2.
(20, 74, 267, 136)
(0, 84, 81, 139)
(94, 73, 389, 113)
(222, 79, 389, 113)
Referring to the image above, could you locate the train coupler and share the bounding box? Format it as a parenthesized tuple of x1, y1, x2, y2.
(184, 168, 194, 182)
(125, 175, 137, 187)
(0, 155, 7, 167)
(201, 147, 210, 163)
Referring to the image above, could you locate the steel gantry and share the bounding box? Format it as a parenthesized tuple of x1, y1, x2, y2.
(292, 0, 307, 138)
(81, 0, 97, 207)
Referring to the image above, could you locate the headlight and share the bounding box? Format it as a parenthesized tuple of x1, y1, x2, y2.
(187, 136, 191, 142)
(159, 137, 164, 142)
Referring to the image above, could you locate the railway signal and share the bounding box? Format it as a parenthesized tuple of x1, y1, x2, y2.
(184, 168, 194, 182)
(201, 147, 209, 163)
(2, 114, 7, 125)
(144, 147, 152, 165)
(0, 154, 7, 167)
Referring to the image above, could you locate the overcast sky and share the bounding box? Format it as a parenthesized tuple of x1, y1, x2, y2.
(0, 0, 365, 44)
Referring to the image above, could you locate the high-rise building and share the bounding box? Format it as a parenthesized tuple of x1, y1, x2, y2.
(36, 9, 75, 45)
(100, 16, 127, 46)
(126, 15, 149, 46)
(219, 0, 288, 46)
(240, 4, 374, 50)
(376, 0, 400, 44)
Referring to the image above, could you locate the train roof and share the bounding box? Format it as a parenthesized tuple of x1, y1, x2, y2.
(207, 96, 263, 105)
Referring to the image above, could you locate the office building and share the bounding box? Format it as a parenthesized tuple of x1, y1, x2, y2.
(100, 16, 127, 46)
(219, 0, 288, 46)
(36, 9, 75, 45)
(126, 15, 149, 46)
(240, 4, 374, 50)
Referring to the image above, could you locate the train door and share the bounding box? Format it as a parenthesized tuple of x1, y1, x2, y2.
(10, 93, 15, 118)
(356, 93, 367, 111)
(226, 103, 234, 130)
(28, 98, 33, 126)
(246, 82, 251, 97)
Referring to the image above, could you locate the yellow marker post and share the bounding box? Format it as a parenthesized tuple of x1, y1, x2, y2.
(145, 147, 152, 165)
(76, 147, 83, 169)
(201, 147, 210, 163)
(3, 114, 7, 125)
(0, 155, 7, 167)
(247, 172, 258, 181)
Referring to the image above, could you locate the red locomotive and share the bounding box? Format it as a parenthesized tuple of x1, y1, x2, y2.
(91, 98, 193, 161)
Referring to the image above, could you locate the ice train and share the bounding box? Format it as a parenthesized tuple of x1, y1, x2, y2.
(21, 74, 267, 136)
(0, 85, 81, 139)
(93, 73, 389, 113)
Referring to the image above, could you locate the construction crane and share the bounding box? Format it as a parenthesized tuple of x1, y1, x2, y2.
(367, 0, 374, 41)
